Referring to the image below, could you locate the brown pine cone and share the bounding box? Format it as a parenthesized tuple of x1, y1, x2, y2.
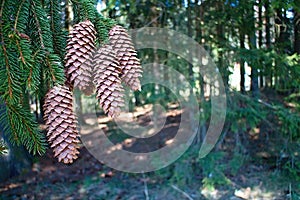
(43, 84, 80, 164)
(64, 20, 97, 95)
(93, 45, 125, 118)
(108, 25, 142, 91)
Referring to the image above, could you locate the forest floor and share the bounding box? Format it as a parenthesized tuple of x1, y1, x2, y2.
(0, 93, 299, 200)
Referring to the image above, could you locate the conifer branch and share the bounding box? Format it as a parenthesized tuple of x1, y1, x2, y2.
(0, 0, 5, 17)
(49, 0, 56, 38)
(6, 105, 20, 144)
(71, 0, 116, 45)
(6, 102, 46, 155)
(49, 0, 66, 59)
(13, 0, 38, 91)
(46, 55, 57, 82)
(15, 36, 25, 64)
(31, 1, 45, 49)
(0, 0, 142, 162)
(0, 3, 14, 100)
(44, 54, 65, 87)
(2, 51, 13, 99)
(14, 0, 26, 32)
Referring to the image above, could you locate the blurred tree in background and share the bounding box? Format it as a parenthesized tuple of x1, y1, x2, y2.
(100, 0, 300, 191)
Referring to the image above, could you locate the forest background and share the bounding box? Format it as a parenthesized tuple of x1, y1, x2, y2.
(0, 0, 300, 199)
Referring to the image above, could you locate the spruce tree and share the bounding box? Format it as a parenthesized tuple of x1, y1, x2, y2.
(0, 0, 142, 163)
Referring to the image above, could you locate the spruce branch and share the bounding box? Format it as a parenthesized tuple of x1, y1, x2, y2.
(0, 1, 13, 101)
(1, 44, 14, 100)
(14, 0, 26, 32)
(31, 0, 45, 49)
(49, 0, 67, 59)
(20, 39, 39, 90)
(30, 0, 65, 88)
(94, 13, 116, 44)
(71, 0, 116, 45)
(45, 54, 65, 86)
(72, 0, 96, 21)
(6, 102, 46, 155)
(0, 2, 22, 104)
(11, 0, 37, 90)
(0, 102, 19, 145)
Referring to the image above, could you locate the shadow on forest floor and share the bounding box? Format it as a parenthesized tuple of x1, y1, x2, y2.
(0, 100, 299, 200)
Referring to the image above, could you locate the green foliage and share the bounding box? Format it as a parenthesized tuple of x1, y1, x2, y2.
(227, 92, 266, 133)
(72, 0, 116, 45)
(0, 0, 63, 154)
(170, 157, 194, 186)
(280, 53, 300, 91)
(283, 157, 300, 182)
(48, 0, 67, 59)
(6, 102, 46, 155)
(0, 0, 118, 155)
(228, 151, 246, 176)
(276, 105, 300, 140)
(198, 152, 231, 190)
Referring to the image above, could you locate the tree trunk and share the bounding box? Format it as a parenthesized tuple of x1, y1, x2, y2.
(264, 0, 272, 88)
(258, 0, 264, 88)
(239, 28, 246, 93)
(258, 0, 263, 48)
(195, 0, 206, 144)
(187, 0, 195, 93)
(249, 4, 259, 97)
(275, 9, 290, 90)
(216, 0, 228, 86)
(265, 0, 271, 49)
(294, 10, 300, 54)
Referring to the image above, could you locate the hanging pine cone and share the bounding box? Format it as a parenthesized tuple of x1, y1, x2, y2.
(43, 84, 80, 164)
(65, 20, 97, 95)
(108, 25, 142, 91)
(93, 45, 125, 118)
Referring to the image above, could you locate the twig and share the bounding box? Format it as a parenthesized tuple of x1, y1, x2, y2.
(289, 183, 292, 200)
(143, 173, 149, 200)
(257, 99, 277, 110)
(171, 184, 194, 200)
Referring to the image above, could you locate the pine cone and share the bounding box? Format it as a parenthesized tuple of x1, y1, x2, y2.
(93, 45, 125, 118)
(109, 25, 142, 91)
(65, 20, 97, 95)
(43, 85, 80, 164)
